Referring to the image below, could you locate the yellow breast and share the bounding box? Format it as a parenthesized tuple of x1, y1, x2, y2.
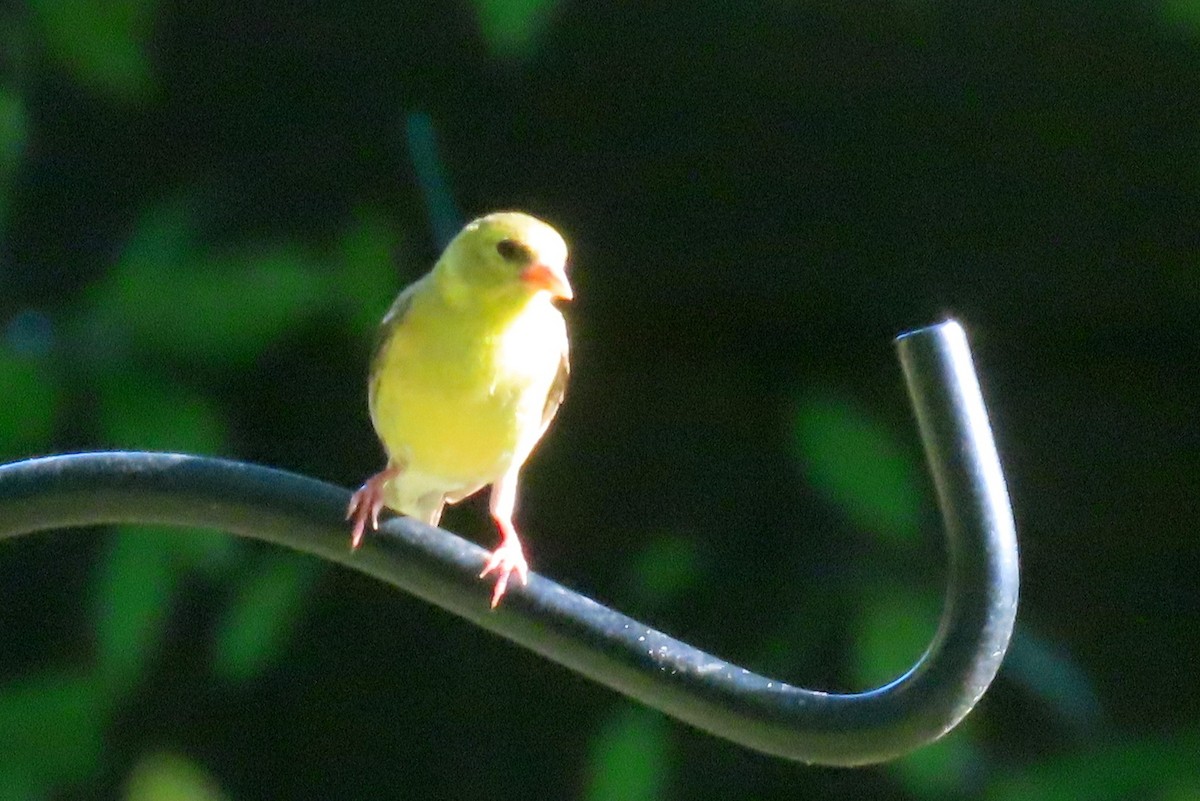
(370, 292, 564, 486)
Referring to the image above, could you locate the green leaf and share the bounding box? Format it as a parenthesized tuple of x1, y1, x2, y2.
(0, 671, 107, 790)
(334, 210, 405, 337)
(185, 250, 326, 361)
(586, 705, 672, 801)
(793, 393, 924, 542)
(92, 527, 182, 690)
(891, 730, 980, 798)
(99, 372, 225, 454)
(986, 729, 1200, 801)
(210, 554, 318, 683)
(851, 585, 939, 688)
(0, 765, 46, 801)
(624, 534, 701, 609)
(94, 206, 325, 364)
(0, 348, 59, 456)
(471, 0, 562, 58)
(29, 0, 157, 99)
(1161, 0, 1200, 36)
(0, 87, 26, 197)
(95, 530, 236, 695)
(124, 752, 229, 801)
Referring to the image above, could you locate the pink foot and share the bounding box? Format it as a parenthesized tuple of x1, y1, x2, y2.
(479, 536, 529, 608)
(346, 466, 400, 549)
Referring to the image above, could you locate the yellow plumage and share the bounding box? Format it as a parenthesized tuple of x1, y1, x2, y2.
(348, 211, 571, 607)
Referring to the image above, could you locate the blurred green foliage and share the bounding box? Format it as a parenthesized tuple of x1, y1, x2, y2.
(0, 87, 22, 229)
(586, 705, 672, 801)
(92, 529, 182, 691)
(0, 349, 57, 456)
(210, 554, 318, 683)
(986, 730, 1200, 801)
(0, 63, 399, 791)
(621, 533, 702, 609)
(793, 392, 924, 543)
(0, 671, 106, 792)
(1161, 0, 1200, 34)
(124, 753, 229, 801)
(0, 7, 25, 231)
(893, 732, 982, 799)
(29, 0, 156, 99)
(471, 0, 562, 58)
(0, 87, 21, 170)
(852, 585, 939, 688)
(90, 206, 326, 366)
(98, 373, 226, 453)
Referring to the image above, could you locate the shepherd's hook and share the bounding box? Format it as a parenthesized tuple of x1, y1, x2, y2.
(0, 319, 1017, 765)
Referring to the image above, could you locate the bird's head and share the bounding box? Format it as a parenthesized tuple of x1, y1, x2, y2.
(439, 212, 573, 303)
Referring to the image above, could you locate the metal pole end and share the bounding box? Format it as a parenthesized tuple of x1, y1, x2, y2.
(894, 318, 965, 345)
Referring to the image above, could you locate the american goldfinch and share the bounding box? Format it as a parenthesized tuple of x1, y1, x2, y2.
(347, 211, 572, 607)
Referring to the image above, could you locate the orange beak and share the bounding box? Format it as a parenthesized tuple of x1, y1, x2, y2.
(521, 262, 573, 300)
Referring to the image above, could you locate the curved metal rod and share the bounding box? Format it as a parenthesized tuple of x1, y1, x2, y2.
(0, 320, 1017, 765)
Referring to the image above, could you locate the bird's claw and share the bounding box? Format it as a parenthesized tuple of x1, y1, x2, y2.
(346, 474, 391, 550)
(480, 541, 529, 608)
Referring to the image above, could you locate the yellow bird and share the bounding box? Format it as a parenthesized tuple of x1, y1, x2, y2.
(347, 211, 572, 607)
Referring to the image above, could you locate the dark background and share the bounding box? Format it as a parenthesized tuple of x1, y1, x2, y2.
(1, 0, 1198, 798)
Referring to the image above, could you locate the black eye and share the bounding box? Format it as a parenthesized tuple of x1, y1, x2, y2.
(496, 238, 533, 263)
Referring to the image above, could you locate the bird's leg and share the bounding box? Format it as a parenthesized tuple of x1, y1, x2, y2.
(480, 469, 529, 608)
(346, 462, 403, 549)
